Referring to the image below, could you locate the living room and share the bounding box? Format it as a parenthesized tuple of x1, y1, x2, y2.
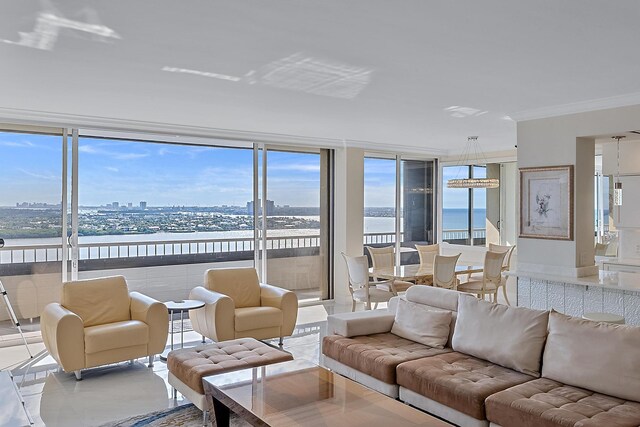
(1, 2, 640, 426)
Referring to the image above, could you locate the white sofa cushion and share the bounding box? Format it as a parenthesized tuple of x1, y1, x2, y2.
(391, 299, 451, 349)
(452, 294, 549, 377)
(542, 310, 640, 402)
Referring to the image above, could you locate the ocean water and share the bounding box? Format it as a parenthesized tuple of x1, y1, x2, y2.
(3, 210, 486, 247)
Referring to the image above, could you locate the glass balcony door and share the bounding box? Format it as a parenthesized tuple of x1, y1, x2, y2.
(257, 147, 330, 302)
(0, 128, 67, 321)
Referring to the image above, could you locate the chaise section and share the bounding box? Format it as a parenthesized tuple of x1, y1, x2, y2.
(485, 377, 640, 427)
(397, 352, 534, 426)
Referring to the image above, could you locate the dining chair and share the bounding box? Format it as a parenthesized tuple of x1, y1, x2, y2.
(488, 243, 516, 272)
(432, 253, 461, 289)
(595, 242, 609, 256)
(457, 250, 508, 303)
(342, 253, 396, 311)
(365, 245, 413, 291)
(415, 243, 440, 267)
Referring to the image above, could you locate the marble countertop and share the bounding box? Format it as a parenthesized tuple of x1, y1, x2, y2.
(505, 270, 640, 292)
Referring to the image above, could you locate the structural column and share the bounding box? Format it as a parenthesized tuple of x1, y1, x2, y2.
(333, 147, 364, 305)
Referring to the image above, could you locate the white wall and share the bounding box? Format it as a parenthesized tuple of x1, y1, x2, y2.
(517, 104, 640, 276)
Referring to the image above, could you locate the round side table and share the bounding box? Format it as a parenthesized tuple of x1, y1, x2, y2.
(160, 299, 205, 361)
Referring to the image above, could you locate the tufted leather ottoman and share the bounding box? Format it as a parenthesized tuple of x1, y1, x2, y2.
(167, 338, 293, 414)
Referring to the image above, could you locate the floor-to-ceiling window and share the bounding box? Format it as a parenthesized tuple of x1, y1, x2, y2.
(262, 148, 331, 302)
(442, 165, 486, 245)
(364, 155, 435, 264)
(76, 135, 256, 302)
(0, 128, 64, 321)
(363, 157, 396, 246)
(0, 125, 334, 329)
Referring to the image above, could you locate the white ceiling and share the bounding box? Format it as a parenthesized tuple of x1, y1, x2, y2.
(1, 1, 640, 154)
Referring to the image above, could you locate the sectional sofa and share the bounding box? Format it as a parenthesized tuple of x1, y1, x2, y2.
(322, 286, 640, 427)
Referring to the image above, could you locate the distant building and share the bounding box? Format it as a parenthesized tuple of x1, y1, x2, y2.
(140, 201, 147, 209)
(246, 199, 275, 215)
(127, 202, 132, 208)
(112, 202, 119, 208)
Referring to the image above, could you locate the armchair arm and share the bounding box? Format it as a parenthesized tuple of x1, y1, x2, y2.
(260, 283, 298, 337)
(189, 286, 235, 342)
(130, 292, 169, 355)
(40, 303, 85, 372)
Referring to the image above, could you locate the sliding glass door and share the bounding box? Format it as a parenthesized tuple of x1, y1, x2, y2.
(0, 129, 65, 321)
(260, 148, 330, 302)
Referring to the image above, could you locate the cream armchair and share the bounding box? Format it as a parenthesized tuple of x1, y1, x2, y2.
(189, 267, 298, 345)
(41, 276, 168, 380)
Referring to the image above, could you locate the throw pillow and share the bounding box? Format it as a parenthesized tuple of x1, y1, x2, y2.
(391, 298, 451, 348)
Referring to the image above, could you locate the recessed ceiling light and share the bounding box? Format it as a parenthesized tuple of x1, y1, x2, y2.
(162, 66, 242, 82)
(444, 106, 489, 118)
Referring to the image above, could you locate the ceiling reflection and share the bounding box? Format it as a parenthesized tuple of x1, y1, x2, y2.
(2, 1, 120, 51)
(253, 53, 373, 99)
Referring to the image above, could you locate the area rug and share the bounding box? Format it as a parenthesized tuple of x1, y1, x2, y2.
(98, 403, 249, 427)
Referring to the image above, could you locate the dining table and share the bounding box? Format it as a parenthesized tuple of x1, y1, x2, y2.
(370, 263, 483, 285)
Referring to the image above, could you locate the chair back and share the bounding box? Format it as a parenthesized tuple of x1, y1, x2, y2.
(342, 253, 370, 292)
(595, 242, 609, 256)
(483, 250, 508, 287)
(61, 276, 130, 327)
(488, 243, 515, 269)
(366, 245, 395, 270)
(433, 254, 461, 289)
(415, 243, 439, 267)
(206, 267, 261, 308)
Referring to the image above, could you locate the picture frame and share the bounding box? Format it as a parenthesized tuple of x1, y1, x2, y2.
(519, 165, 573, 240)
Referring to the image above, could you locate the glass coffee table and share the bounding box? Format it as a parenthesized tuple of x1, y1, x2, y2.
(203, 359, 450, 427)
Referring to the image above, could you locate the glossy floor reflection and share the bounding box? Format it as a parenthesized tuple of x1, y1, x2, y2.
(5, 302, 352, 427)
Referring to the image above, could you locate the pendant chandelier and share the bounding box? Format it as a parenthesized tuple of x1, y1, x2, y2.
(612, 136, 625, 206)
(447, 136, 500, 189)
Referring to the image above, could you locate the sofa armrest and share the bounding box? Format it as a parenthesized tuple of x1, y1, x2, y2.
(40, 303, 85, 372)
(260, 283, 298, 337)
(130, 292, 169, 355)
(327, 310, 396, 338)
(189, 286, 235, 342)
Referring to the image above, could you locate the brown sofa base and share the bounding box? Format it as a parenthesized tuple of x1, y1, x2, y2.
(486, 377, 640, 427)
(397, 352, 535, 420)
(322, 333, 451, 385)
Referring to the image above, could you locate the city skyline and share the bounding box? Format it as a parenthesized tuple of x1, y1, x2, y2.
(1, 131, 478, 209)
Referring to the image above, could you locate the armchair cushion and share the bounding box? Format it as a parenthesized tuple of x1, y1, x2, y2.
(206, 268, 261, 308)
(61, 276, 130, 327)
(234, 307, 283, 332)
(84, 320, 149, 354)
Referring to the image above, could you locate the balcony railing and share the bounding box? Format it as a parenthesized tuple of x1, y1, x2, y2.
(0, 229, 485, 265)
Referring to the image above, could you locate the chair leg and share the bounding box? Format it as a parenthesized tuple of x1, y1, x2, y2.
(74, 370, 82, 381)
(202, 335, 206, 344)
(373, 302, 378, 310)
(278, 337, 284, 346)
(351, 300, 356, 312)
(173, 387, 177, 399)
(148, 355, 154, 368)
(502, 284, 511, 306)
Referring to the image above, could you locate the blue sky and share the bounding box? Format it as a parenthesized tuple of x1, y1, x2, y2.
(0, 131, 484, 209)
(0, 132, 323, 207)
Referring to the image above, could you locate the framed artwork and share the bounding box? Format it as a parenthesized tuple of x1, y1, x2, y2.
(519, 165, 573, 240)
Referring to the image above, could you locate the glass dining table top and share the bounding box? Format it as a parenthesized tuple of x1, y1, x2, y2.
(370, 263, 483, 280)
(203, 359, 450, 427)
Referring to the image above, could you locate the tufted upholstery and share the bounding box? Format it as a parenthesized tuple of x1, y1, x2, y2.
(167, 338, 293, 394)
(396, 352, 535, 420)
(486, 377, 640, 427)
(322, 333, 451, 384)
